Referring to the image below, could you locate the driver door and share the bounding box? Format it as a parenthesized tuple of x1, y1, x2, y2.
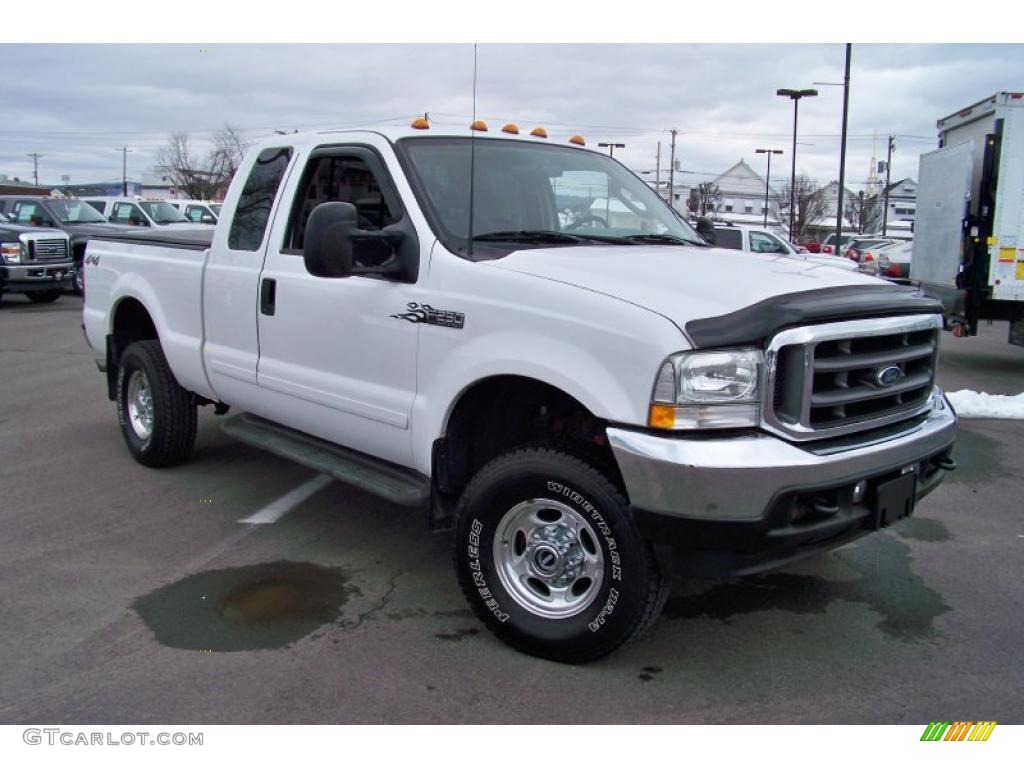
(253, 145, 422, 467)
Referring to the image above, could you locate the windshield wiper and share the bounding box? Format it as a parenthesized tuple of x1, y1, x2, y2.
(472, 230, 585, 244)
(624, 233, 706, 247)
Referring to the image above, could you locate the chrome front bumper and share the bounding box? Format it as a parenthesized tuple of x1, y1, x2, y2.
(608, 388, 957, 522)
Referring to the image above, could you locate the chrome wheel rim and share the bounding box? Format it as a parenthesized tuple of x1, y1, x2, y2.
(493, 498, 605, 619)
(126, 369, 154, 441)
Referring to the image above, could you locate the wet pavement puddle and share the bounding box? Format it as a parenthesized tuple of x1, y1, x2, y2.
(133, 561, 357, 652)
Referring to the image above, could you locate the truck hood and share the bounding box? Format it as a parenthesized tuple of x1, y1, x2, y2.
(485, 244, 895, 336)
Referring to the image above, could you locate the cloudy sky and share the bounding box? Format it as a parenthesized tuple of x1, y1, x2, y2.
(2, 44, 1021, 194)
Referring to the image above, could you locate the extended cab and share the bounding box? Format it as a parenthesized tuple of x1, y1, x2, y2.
(0, 220, 73, 303)
(83, 125, 958, 662)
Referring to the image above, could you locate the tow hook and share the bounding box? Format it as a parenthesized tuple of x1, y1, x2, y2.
(933, 453, 957, 471)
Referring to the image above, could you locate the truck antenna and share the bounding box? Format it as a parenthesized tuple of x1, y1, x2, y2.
(467, 43, 478, 258)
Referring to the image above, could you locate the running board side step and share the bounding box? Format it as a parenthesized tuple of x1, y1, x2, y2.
(221, 413, 430, 507)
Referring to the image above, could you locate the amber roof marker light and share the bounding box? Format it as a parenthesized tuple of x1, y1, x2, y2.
(530, 127, 548, 138)
(471, 120, 488, 132)
(410, 117, 430, 130)
(569, 135, 586, 146)
(502, 123, 520, 135)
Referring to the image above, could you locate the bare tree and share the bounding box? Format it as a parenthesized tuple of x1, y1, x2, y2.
(776, 174, 827, 240)
(688, 182, 722, 216)
(845, 190, 880, 234)
(156, 124, 247, 199)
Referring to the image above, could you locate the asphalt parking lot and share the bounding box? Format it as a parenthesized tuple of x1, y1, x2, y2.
(1, 293, 1022, 724)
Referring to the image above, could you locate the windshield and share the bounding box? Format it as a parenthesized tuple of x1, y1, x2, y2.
(398, 137, 702, 257)
(138, 201, 189, 224)
(47, 200, 107, 224)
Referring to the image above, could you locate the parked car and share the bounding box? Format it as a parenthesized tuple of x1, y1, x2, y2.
(84, 124, 957, 662)
(83, 197, 209, 228)
(798, 239, 822, 253)
(168, 200, 222, 224)
(844, 237, 898, 263)
(0, 195, 130, 295)
(874, 241, 914, 280)
(820, 233, 853, 255)
(712, 223, 858, 271)
(855, 241, 903, 274)
(0, 219, 73, 303)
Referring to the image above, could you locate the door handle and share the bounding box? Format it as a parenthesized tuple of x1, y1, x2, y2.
(260, 278, 276, 316)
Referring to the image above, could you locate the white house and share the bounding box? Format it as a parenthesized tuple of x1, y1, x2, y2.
(709, 160, 781, 226)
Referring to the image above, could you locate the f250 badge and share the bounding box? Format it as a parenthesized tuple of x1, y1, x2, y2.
(391, 302, 465, 329)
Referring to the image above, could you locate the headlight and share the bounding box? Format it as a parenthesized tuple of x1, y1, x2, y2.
(1, 242, 22, 263)
(649, 348, 763, 430)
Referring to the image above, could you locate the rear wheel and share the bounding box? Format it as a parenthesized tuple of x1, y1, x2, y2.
(27, 290, 61, 304)
(116, 340, 197, 467)
(72, 265, 84, 295)
(454, 446, 667, 663)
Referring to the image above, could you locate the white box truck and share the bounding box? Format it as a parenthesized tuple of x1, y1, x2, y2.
(912, 91, 1024, 346)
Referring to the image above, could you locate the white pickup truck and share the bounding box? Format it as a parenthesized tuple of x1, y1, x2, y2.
(83, 123, 958, 662)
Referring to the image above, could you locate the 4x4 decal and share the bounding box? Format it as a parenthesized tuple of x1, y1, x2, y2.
(391, 302, 465, 329)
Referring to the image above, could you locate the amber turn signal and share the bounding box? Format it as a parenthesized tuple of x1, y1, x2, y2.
(648, 404, 676, 430)
(530, 127, 548, 138)
(501, 123, 519, 134)
(568, 135, 585, 146)
(410, 117, 430, 130)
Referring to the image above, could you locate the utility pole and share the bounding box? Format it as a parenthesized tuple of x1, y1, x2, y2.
(835, 44, 852, 249)
(26, 153, 42, 186)
(116, 146, 132, 196)
(655, 141, 661, 199)
(881, 135, 895, 235)
(668, 129, 677, 212)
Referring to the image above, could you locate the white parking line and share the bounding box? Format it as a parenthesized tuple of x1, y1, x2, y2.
(238, 474, 334, 525)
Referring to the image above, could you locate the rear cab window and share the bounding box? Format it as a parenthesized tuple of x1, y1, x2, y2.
(228, 147, 294, 251)
(713, 228, 743, 250)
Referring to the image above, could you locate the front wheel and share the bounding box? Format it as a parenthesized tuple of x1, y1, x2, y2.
(454, 446, 667, 663)
(27, 290, 62, 304)
(116, 340, 197, 467)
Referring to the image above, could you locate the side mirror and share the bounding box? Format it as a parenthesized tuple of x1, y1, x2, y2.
(303, 201, 404, 279)
(200, 213, 215, 224)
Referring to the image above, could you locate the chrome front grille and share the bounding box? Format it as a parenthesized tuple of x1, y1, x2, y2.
(25, 236, 70, 262)
(763, 314, 942, 441)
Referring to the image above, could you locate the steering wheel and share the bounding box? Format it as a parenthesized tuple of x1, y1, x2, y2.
(565, 215, 609, 231)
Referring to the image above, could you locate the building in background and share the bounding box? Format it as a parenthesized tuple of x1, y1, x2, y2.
(709, 160, 781, 227)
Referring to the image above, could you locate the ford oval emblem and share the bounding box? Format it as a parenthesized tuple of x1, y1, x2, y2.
(875, 365, 904, 387)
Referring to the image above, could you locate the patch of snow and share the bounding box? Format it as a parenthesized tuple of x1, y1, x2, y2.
(946, 390, 1024, 419)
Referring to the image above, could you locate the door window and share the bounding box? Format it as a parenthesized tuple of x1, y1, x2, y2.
(228, 147, 293, 251)
(750, 231, 786, 254)
(286, 154, 396, 251)
(111, 202, 148, 226)
(13, 201, 48, 226)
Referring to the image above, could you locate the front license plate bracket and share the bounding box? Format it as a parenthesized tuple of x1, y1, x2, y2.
(870, 471, 917, 529)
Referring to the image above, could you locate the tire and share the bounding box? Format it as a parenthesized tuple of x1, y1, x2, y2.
(454, 446, 667, 663)
(72, 265, 84, 295)
(116, 340, 197, 467)
(27, 290, 62, 304)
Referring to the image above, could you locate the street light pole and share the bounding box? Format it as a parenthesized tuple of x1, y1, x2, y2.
(755, 148, 783, 227)
(776, 88, 818, 241)
(835, 44, 852, 250)
(597, 142, 625, 157)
